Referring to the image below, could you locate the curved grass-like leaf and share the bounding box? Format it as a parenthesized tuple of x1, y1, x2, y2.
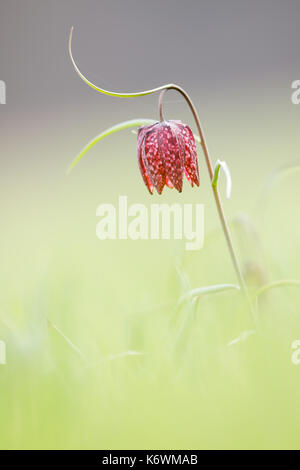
(178, 283, 240, 307)
(174, 284, 240, 349)
(67, 119, 155, 174)
(258, 162, 300, 210)
(253, 279, 300, 300)
(69, 27, 173, 98)
(263, 163, 300, 194)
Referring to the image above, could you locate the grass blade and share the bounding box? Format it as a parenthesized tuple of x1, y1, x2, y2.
(253, 280, 300, 300)
(178, 283, 240, 307)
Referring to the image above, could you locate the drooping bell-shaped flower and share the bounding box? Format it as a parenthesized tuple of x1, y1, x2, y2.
(137, 120, 200, 194)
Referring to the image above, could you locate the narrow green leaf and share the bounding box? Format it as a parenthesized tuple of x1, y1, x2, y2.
(178, 283, 240, 306)
(67, 119, 156, 174)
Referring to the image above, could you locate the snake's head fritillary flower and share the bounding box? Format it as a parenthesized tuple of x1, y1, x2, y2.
(137, 120, 200, 194)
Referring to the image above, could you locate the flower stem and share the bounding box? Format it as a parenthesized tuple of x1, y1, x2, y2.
(159, 86, 254, 318)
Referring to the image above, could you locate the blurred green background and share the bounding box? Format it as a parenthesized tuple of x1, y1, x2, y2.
(1, 0, 300, 450)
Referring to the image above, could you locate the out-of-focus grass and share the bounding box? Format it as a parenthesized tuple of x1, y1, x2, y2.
(1, 114, 300, 450)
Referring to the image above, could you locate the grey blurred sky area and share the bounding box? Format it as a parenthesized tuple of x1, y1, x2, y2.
(0, 0, 299, 115)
